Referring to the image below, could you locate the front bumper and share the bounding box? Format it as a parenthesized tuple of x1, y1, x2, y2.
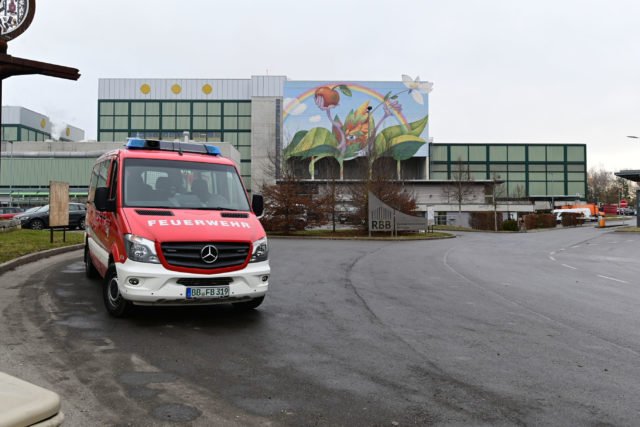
(115, 260, 270, 306)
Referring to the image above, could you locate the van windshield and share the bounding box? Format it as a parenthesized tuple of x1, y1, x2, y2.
(123, 158, 250, 211)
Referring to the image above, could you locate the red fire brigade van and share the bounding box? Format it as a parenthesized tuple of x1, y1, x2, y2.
(85, 138, 270, 317)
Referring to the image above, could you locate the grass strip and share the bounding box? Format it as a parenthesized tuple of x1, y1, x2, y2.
(0, 229, 84, 264)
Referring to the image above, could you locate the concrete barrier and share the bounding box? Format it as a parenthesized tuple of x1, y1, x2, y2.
(0, 372, 64, 427)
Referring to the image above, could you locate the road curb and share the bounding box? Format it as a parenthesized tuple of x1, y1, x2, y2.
(0, 244, 83, 275)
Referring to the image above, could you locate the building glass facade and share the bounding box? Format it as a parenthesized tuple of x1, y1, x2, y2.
(97, 100, 252, 189)
(1, 125, 49, 142)
(430, 143, 587, 199)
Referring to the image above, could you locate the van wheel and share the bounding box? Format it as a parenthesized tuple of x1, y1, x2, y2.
(103, 265, 131, 317)
(232, 296, 265, 311)
(84, 245, 99, 279)
(78, 218, 86, 230)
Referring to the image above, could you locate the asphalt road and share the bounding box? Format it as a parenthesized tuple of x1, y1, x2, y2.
(1, 225, 640, 426)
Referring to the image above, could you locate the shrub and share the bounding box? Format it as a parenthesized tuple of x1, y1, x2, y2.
(561, 212, 584, 227)
(502, 219, 518, 231)
(470, 212, 503, 230)
(523, 213, 557, 229)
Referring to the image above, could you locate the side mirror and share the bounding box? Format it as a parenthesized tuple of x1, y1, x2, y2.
(94, 187, 116, 212)
(252, 194, 264, 218)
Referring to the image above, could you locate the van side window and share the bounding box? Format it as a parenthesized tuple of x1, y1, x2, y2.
(108, 161, 118, 201)
(97, 160, 109, 188)
(88, 163, 100, 203)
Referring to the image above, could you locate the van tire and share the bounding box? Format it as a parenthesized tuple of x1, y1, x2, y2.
(232, 296, 265, 311)
(84, 245, 99, 279)
(103, 265, 132, 317)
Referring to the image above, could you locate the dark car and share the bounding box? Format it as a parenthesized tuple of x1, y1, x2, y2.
(0, 206, 24, 220)
(15, 203, 86, 230)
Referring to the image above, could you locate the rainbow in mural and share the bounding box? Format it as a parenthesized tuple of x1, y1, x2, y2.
(283, 76, 432, 178)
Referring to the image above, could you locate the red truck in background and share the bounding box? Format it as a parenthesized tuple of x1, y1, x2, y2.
(601, 204, 618, 215)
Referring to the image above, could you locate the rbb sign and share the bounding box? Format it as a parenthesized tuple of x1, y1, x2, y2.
(371, 220, 393, 230)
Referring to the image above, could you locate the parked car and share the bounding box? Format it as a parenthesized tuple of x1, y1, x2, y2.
(337, 206, 362, 225)
(617, 207, 636, 216)
(0, 206, 24, 220)
(14, 203, 86, 230)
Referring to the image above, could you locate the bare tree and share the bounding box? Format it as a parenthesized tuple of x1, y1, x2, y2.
(347, 155, 417, 231)
(442, 157, 475, 224)
(587, 167, 613, 205)
(258, 151, 312, 233)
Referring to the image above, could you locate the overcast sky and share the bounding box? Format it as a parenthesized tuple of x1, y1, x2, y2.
(4, 0, 640, 171)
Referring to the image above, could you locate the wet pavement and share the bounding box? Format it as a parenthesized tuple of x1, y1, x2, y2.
(1, 226, 640, 425)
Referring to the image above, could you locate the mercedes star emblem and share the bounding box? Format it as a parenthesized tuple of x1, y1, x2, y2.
(200, 244, 219, 264)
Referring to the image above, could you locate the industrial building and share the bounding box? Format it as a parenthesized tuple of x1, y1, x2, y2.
(1, 106, 85, 142)
(0, 76, 588, 225)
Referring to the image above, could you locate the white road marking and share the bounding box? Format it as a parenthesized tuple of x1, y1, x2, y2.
(562, 264, 577, 270)
(571, 245, 580, 249)
(549, 256, 556, 261)
(597, 274, 628, 284)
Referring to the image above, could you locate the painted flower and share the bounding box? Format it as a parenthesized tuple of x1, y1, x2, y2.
(383, 99, 402, 116)
(402, 75, 433, 105)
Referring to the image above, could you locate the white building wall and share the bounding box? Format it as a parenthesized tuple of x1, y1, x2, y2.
(2, 106, 51, 134)
(98, 76, 287, 100)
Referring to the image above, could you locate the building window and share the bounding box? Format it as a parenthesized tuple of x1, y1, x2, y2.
(489, 146, 507, 162)
(430, 145, 447, 162)
(567, 146, 585, 162)
(469, 145, 486, 162)
(528, 146, 545, 162)
(508, 145, 525, 161)
(450, 145, 468, 162)
(547, 146, 564, 162)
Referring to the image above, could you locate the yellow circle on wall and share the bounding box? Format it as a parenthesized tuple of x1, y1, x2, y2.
(202, 84, 213, 95)
(140, 83, 151, 95)
(171, 84, 182, 95)
(66, 127, 71, 137)
(40, 118, 46, 128)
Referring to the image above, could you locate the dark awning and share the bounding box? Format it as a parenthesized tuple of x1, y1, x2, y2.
(615, 170, 640, 183)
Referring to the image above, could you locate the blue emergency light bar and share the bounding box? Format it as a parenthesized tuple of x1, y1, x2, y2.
(126, 138, 221, 156)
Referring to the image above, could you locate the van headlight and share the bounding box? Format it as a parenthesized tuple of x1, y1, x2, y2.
(250, 237, 268, 263)
(125, 234, 160, 264)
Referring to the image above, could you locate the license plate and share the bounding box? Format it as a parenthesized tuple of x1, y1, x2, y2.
(186, 286, 229, 299)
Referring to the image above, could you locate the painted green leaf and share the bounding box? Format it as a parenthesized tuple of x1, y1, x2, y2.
(374, 133, 426, 159)
(283, 130, 308, 158)
(343, 143, 361, 161)
(286, 127, 340, 159)
(373, 114, 429, 155)
(389, 135, 426, 160)
(383, 91, 392, 101)
(338, 85, 352, 97)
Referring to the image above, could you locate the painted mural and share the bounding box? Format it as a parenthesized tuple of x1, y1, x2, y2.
(283, 75, 432, 178)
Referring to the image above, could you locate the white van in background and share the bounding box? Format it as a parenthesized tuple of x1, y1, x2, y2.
(552, 208, 592, 223)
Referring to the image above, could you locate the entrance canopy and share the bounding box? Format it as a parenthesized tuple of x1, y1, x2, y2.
(615, 170, 640, 183)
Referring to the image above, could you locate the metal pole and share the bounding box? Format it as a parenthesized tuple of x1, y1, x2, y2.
(636, 189, 640, 228)
(8, 141, 12, 206)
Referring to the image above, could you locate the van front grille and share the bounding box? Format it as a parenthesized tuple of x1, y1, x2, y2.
(161, 242, 250, 270)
